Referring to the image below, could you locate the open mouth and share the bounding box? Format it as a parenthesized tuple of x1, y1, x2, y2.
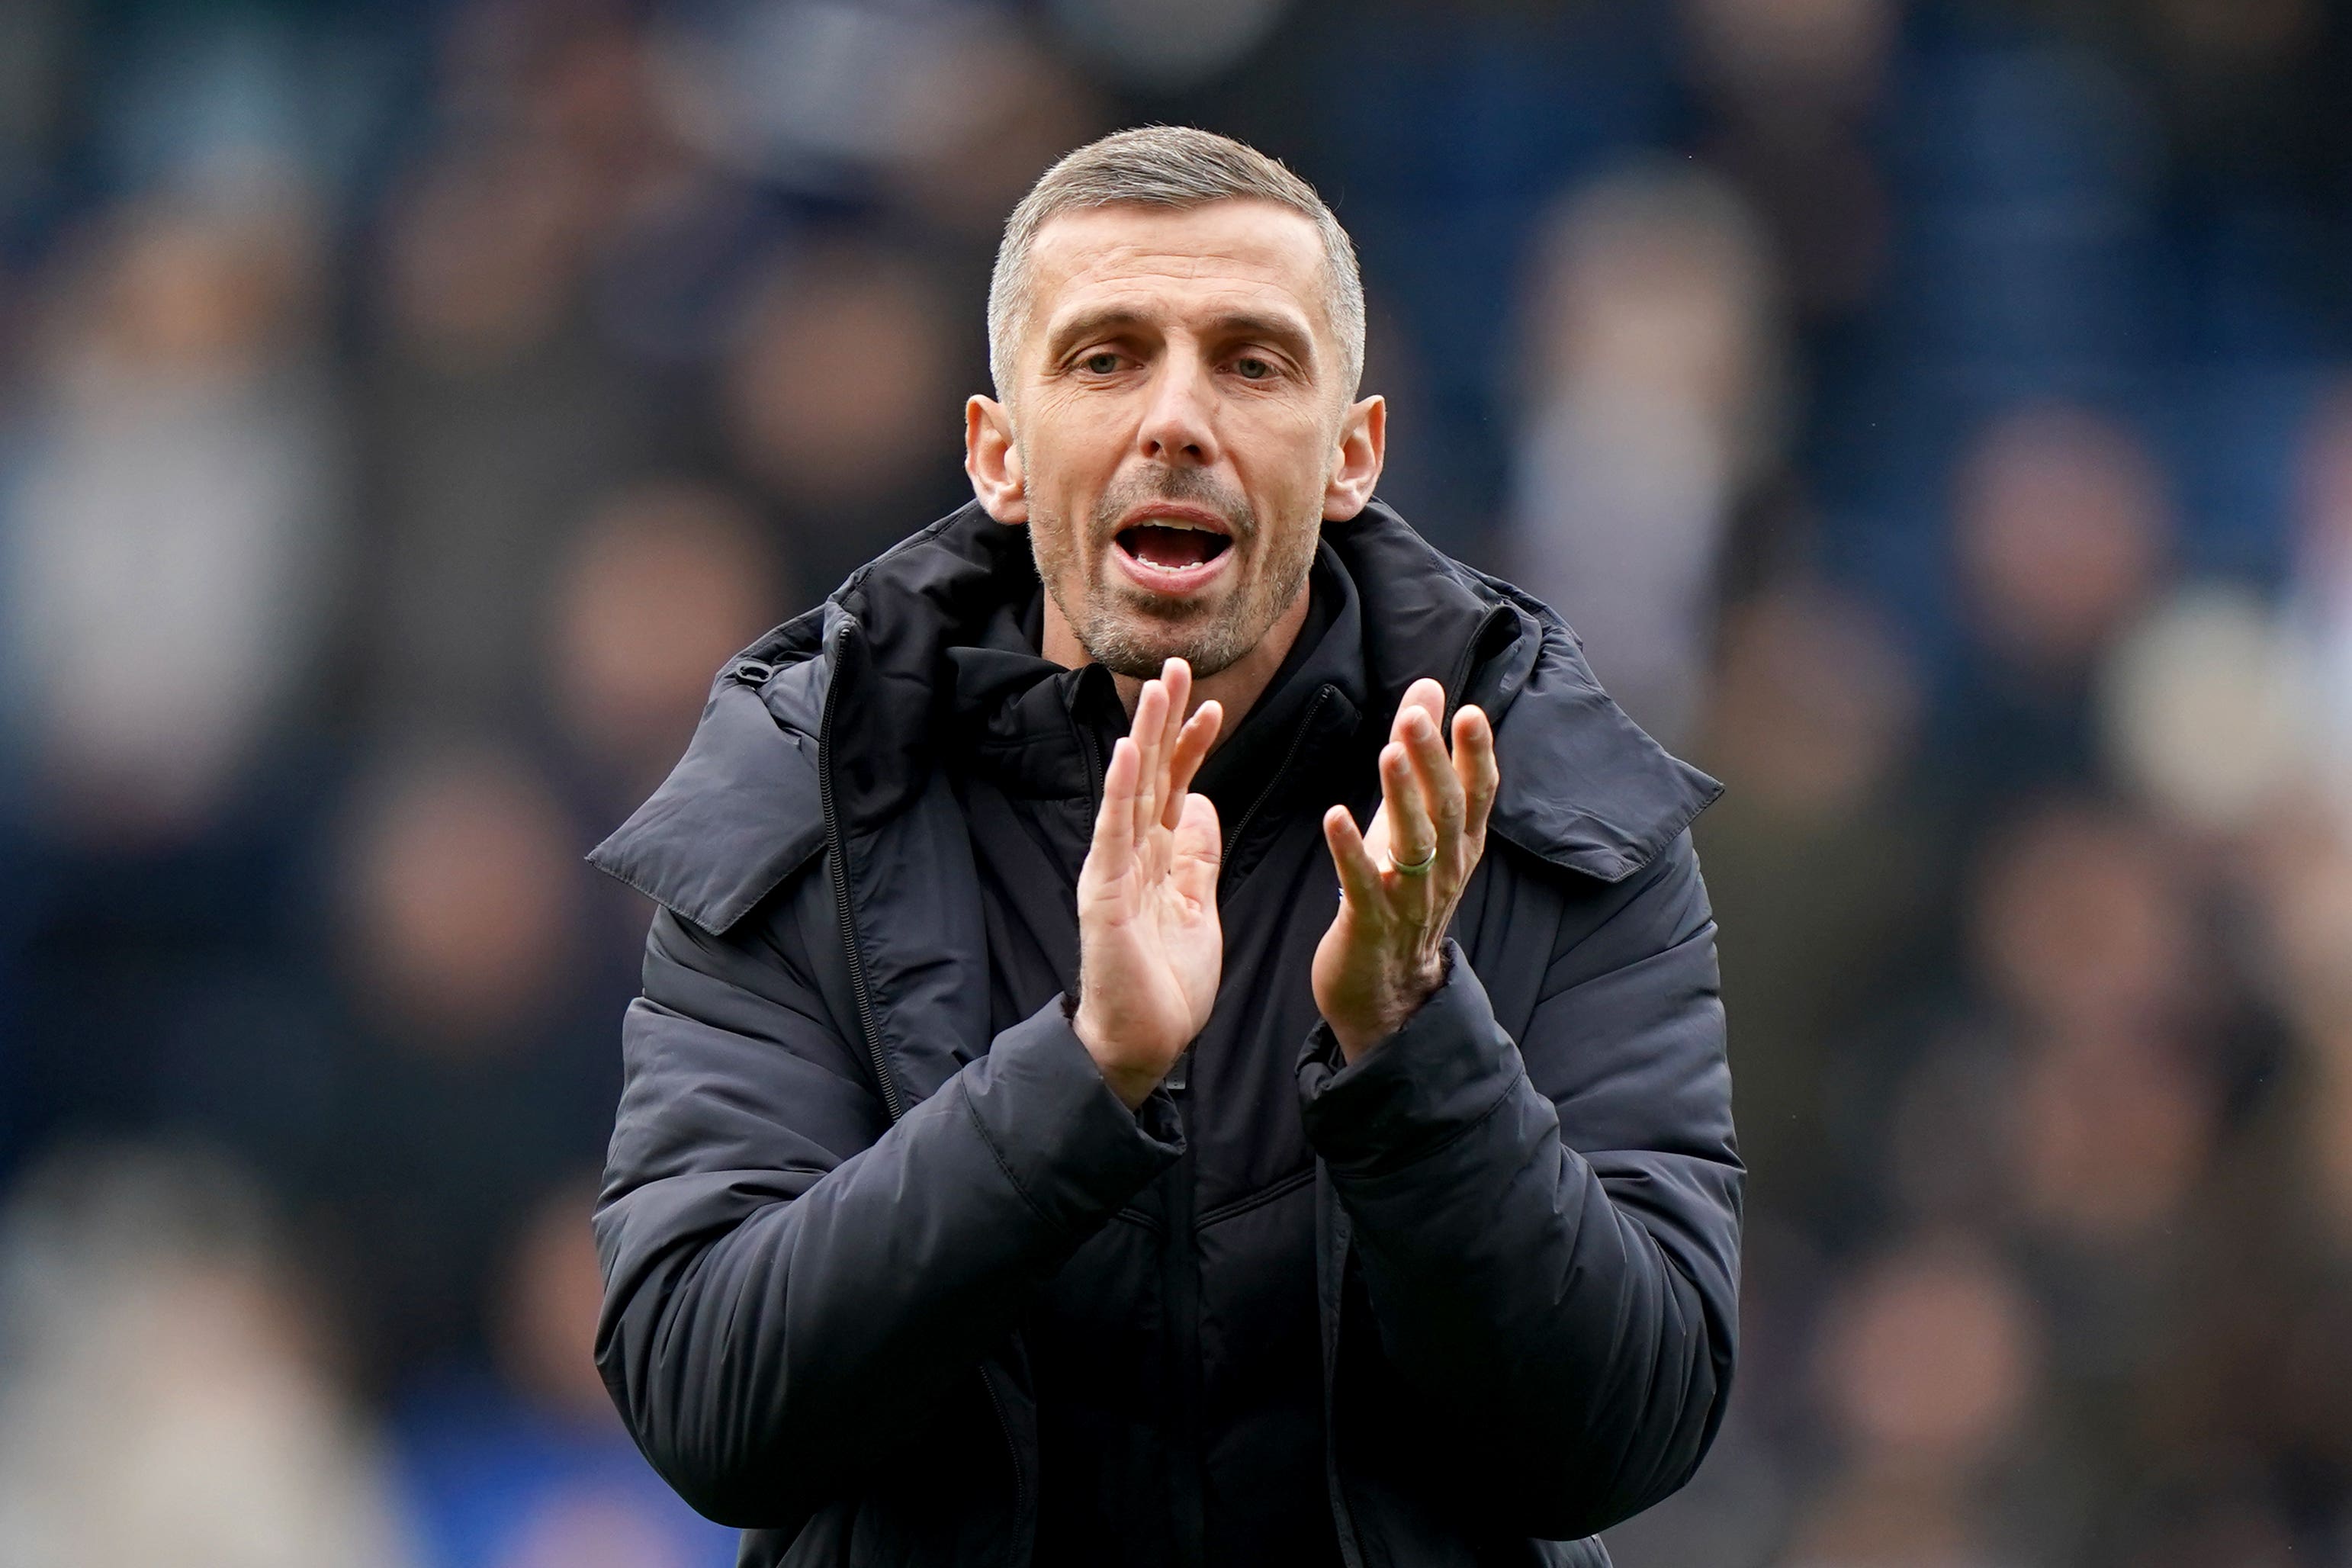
(1115, 519, 1233, 575)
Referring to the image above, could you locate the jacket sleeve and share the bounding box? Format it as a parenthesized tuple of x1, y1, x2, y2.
(1297, 831, 1739, 1541)
(594, 894, 1184, 1527)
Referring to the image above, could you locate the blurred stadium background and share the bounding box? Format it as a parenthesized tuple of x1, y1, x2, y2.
(2, 0, 2351, 1564)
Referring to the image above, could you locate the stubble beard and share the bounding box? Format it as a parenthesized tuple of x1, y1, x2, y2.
(1030, 465, 1317, 680)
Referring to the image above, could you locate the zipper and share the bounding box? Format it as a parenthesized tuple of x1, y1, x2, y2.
(1221, 683, 1336, 874)
(815, 618, 903, 1124)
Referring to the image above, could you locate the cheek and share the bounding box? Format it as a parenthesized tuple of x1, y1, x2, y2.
(1241, 432, 1338, 535)
(1020, 410, 1123, 514)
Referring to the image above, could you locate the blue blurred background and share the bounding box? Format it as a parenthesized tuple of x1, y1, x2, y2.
(4, 1, 2352, 1563)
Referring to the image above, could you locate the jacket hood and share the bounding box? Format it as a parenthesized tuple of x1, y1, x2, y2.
(589, 499, 1721, 933)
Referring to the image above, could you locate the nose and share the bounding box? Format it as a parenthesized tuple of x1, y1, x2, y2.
(1135, 355, 1220, 468)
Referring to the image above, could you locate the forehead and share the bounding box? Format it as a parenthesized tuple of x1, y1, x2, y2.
(1024, 198, 1332, 340)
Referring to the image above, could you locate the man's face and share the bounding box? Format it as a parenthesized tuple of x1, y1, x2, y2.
(973, 199, 1376, 679)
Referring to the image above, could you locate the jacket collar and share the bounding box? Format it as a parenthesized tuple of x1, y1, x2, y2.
(1318, 500, 1721, 882)
(590, 499, 1719, 933)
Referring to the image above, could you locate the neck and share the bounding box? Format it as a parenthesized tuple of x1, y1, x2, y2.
(1043, 587, 1313, 741)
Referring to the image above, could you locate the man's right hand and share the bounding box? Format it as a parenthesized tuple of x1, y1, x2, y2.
(1073, 659, 1224, 1109)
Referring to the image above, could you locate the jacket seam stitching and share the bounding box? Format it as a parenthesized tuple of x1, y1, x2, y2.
(959, 1086, 1075, 1245)
(1327, 1075, 1521, 1184)
(590, 836, 826, 935)
(1538, 906, 1717, 1011)
(1196, 1165, 1316, 1228)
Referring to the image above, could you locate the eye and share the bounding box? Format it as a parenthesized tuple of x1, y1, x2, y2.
(1233, 356, 1274, 380)
(1081, 352, 1123, 374)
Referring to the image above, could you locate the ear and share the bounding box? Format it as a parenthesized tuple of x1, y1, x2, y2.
(966, 395, 1028, 523)
(1322, 394, 1386, 522)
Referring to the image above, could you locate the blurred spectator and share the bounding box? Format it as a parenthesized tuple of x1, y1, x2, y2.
(0, 1142, 414, 1568)
(651, 0, 1010, 195)
(651, 0, 1102, 236)
(2101, 586, 2310, 837)
(1679, 0, 1893, 318)
(394, 1178, 735, 1568)
(1692, 578, 1928, 1230)
(547, 478, 785, 808)
(1958, 409, 2171, 688)
(1049, 0, 1294, 92)
(361, 113, 665, 731)
(1942, 404, 2174, 811)
(1, 169, 342, 846)
(320, 744, 622, 1391)
(1786, 1235, 2048, 1568)
(720, 237, 967, 593)
(2131, 0, 2335, 213)
(341, 744, 578, 1044)
(876, 39, 1106, 238)
(2009, 1022, 2215, 1251)
(2251, 817, 2352, 1247)
(1881, 797, 2219, 1236)
(2286, 385, 2352, 821)
(1968, 802, 2198, 1044)
(1506, 164, 1784, 747)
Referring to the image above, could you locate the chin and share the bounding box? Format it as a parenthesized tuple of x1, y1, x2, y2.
(1081, 603, 1254, 681)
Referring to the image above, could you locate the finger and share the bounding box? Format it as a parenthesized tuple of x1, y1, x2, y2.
(1171, 791, 1223, 905)
(1454, 705, 1499, 840)
(1130, 679, 1167, 843)
(1154, 659, 1192, 827)
(1393, 678, 1445, 745)
(1162, 699, 1223, 829)
(1379, 741, 1436, 876)
(1091, 734, 1139, 867)
(1322, 804, 1385, 909)
(1159, 658, 1192, 766)
(1399, 702, 1465, 847)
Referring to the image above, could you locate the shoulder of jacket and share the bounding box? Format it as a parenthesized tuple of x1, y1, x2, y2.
(1329, 503, 1720, 887)
(586, 619, 834, 936)
(1475, 585, 1723, 887)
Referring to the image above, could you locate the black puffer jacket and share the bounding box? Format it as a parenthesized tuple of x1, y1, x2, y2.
(588, 500, 1740, 1568)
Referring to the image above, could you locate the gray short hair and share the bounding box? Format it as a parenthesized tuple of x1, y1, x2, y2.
(987, 126, 1366, 403)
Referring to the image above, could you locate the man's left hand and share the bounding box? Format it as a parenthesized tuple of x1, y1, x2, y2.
(1314, 678, 1499, 1060)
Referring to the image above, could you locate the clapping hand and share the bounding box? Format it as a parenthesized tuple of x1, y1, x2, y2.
(1072, 659, 1226, 1109)
(1313, 678, 1499, 1059)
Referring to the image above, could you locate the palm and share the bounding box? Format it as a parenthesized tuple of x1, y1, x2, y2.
(1072, 661, 1224, 1106)
(1078, 790, 1221, 1059)
(1312, 680, 1500, 1059)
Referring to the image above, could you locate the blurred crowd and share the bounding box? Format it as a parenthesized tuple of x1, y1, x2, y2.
(2, 0, 2351, 1564)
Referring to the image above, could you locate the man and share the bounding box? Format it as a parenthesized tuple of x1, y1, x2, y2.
(590, 127, 1738, 1568)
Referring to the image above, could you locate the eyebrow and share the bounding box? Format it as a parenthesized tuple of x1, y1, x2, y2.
(1042, 305, 1321, 374)
(1042, 307, 1153, 366)
(1206, 310, 1319, 371)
